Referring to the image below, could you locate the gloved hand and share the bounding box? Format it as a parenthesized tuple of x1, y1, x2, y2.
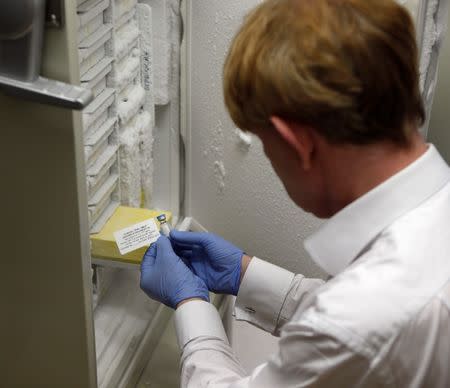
(140, 236, 209, 309)
(170, 231, 244, 296)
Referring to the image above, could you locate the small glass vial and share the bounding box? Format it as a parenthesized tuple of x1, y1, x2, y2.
(157, 214, 171, 237)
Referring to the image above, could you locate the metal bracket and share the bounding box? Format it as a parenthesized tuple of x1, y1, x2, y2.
(46, 0, 64, 28)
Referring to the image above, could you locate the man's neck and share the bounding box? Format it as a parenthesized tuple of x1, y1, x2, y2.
(322, 132, 428, 216)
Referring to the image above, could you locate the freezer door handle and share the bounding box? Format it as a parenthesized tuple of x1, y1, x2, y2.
(0, 0, 93, 110)
(0, 75, 93, 110)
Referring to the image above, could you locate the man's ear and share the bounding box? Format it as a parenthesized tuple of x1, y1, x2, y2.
(271, 116, 314, 170)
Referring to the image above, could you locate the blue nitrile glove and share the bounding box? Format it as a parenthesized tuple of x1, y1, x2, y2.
(140, 236, 210, 309)
(170, 231, 244, 296)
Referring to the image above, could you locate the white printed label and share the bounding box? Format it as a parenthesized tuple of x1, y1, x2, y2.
(114, 218, 160, 255)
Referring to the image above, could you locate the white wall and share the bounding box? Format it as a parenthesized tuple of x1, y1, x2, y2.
(184, 0, 324, 277)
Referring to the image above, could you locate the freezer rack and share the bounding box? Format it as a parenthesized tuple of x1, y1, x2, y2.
(77, 0, 120, 234)
(75, 1, 184, 386)
(77, 0, 156, 234)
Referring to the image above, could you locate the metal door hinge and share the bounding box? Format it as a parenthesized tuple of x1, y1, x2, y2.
(46, 0, 64, 28)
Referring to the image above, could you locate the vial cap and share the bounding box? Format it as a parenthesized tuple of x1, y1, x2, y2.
(157, 214, 167, 223)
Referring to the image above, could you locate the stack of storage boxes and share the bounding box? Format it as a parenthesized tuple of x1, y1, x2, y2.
(77, 0, 120, 233)
(76, 0, 155, 233)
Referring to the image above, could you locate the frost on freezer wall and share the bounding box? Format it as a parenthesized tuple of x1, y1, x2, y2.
(118, 110, 154, 209)
(114, 51, 141, 92)
(113, 0, 158, 208)
(115, 0, 180, 209)
(188, 0, 326, 277)
(118, 85, 146, 124)
(428, 10, 450, 161)
(397, 0, 449, 135)
(140, 0, 173, 105)
(119, 118, 141, 208)
(418, 0, 448, 135)
(138, 111, 155, 209)
(187, 0, 447, 276)
(114, 0, 146, 208)
(138, 3, 155, 126)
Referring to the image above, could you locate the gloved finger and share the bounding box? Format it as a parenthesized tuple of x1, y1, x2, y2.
(172, 244, 183, 257)
(145, 243, 157, 258)
(170, 230, 208, 246)
(156, 235, 178, 256)
(171, 240, 201, 250)
(179, 256, 193, 270)
(141, 243, 157, 269)
(170, 239, 185, 251)
(170, 238, 189, 247)
(172, 243, 200, 258)
(177, 249, 193, 260)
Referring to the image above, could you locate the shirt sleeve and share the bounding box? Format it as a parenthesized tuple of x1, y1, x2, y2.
(174, 301, 378, 388)
(174, 300, 248, 384)
(234, 257, 325, 335)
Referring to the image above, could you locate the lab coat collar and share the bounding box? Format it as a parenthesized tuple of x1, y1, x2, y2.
(304, 144, 450, 277)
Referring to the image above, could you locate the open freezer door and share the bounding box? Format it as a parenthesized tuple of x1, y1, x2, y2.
(0, 1, 97, 387)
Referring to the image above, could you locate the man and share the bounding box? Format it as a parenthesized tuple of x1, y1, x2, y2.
(140, 0, 450, 386)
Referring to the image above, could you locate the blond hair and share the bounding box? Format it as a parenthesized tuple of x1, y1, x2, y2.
(223, 0, 425, 145)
